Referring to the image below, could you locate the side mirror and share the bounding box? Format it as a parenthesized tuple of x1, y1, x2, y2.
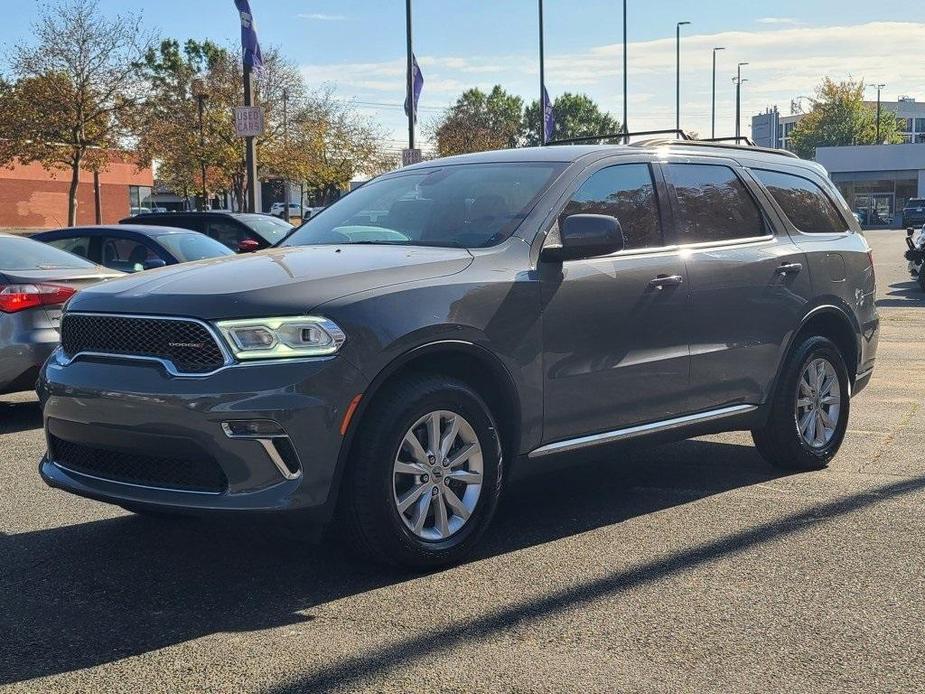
(142, 258, 167, 270)
(541, 214, 625, 262)
(237, 238, 261, 253)
(908, 227, 916, 237)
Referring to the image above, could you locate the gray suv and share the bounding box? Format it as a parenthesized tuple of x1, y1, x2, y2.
(38, 141, 879, 568)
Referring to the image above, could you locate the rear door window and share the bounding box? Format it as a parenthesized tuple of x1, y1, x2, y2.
(99, 237, 161, 273)
(206, 219, 259, 250)
(752, 169, 849, 234)
(560, 163, 663, 250)
(664, 163, 767, 243)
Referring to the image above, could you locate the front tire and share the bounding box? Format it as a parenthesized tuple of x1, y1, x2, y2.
(339, 375, 503, 569)
(752, 336, 850, 471)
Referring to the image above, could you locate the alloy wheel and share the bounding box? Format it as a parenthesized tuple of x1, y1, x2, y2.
(392, 410, 484, 541)
(795, 357, 841, 449)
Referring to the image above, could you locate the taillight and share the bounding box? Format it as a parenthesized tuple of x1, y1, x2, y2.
(0, 284, 77, 313)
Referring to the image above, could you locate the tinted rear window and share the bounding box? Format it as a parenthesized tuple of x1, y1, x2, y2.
(0, 236, 98, 271)
(664, 164, 766, 243)
(237, 215, 293, 244)
(907, 199, 925, 208)
(752, 169, 848, 234)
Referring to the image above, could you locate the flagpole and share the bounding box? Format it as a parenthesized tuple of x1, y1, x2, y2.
(405, 0, 414, 150)
(622, 0, 627, 143)
(538, 0, 545, 145)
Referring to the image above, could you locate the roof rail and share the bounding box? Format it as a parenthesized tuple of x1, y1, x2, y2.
(545, 128, 692, 146)
(631, 137, 800, 159)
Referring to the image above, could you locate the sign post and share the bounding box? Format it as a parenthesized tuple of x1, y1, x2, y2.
(234, 0, 263, 213)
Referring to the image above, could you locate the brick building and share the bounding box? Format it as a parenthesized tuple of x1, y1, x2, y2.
(0, 152, 153, 230)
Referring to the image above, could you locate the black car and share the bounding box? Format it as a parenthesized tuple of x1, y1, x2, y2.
(40, 141, 879, 568)
(902, 198, 925, 228)
(119, 211, 293, 252)
(32, 225, 234, 274)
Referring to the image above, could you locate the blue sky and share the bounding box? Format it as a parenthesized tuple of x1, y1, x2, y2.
(3, 1, 923, 151)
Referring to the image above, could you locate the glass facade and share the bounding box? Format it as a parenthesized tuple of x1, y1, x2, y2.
(128, 185, 153, 214)
(831, 173, 919, 227)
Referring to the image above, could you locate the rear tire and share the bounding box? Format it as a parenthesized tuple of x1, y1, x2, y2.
(339, 375, 503, 569)
(752, 336, 850, 471)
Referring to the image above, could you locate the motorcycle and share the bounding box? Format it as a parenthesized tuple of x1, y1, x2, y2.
(906, 225, 925, 291)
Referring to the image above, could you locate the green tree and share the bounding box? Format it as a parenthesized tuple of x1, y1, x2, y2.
(429, 86, 524, 156)
(0, 0, 152, 226)
(524, 92, 621, 146)
(789, 78, 904, 159)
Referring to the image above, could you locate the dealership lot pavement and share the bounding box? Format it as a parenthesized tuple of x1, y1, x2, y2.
(1, 230, 923, 693)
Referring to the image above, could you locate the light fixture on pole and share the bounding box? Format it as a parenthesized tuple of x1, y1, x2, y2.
(191, 77, 208, 212)
(675, 21, 690, 135)
(711, 47, 725, 139)
(734, 62, 749, 141)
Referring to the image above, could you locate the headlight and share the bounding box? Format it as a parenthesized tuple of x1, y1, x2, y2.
(215, 316, 345, 360)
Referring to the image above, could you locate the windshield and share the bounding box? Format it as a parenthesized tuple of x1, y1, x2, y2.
(282, 163, 565, 249)
(156, 232, 236, 262)
(1, 236, 99, 271)
(907, 199, 925, 208)
(238, 214, 293, 243)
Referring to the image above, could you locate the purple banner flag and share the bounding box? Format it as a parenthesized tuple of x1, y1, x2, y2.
(234, 0, 263, 70)
(403, 54, 424, 123)
(543, 87, 555, 143)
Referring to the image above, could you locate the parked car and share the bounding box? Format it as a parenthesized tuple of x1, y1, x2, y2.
(269, 202, 309, 219)
(902, 198, 925, 228)
(38, 141, 879, 568)
(119, 211, 293, 252)
(1, 233, 121, 395)
(32, 225, 235, 274)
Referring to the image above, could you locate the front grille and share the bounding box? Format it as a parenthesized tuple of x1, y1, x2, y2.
(50, 436, 228, 493)
(61, 313, 226, 374)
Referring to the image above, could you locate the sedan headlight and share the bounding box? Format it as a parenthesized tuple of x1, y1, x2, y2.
(215, 316, 346, 360)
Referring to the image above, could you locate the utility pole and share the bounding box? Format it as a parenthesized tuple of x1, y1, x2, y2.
(735, 62, 748, 141)
(243, 65, 258, 213)
(676, 21, 690, 135)
(406, 0, 414, 150)
(192, 77, 208, 211)
(622, 0, 628, 143)
(539, 0, 546, 145)
(282, 88, 291, 223)
(711, 47, 725, 139)
(874, 83, 885, 144)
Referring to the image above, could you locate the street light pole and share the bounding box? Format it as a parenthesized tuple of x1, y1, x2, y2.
(676, 21, 690, 135)
(539, 0, 546, 145)
(735, 62, 748, 141)
(405, 0, 414, 150)
(712, 47, 725, 139)
(282, 88, 291, 223)
(622, 0, 628, 143)
(874, 83, 885, 144)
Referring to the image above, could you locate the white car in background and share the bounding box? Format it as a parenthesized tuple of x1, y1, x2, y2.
(269, 202, 311, 219)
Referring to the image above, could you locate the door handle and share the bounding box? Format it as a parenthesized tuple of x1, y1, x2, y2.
(648, 274, 684, 290)
(775, 262, 803, 276)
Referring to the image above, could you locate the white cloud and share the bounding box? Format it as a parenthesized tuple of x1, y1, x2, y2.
(297, 13, 346, 21)
(757, 17, 800, 25)
(299, 21, 925, 145)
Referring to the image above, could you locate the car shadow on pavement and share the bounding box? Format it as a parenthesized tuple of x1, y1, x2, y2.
(0, 438, 879, 686)
(0, 397, 42, 436)
(877, 280, 925, 308)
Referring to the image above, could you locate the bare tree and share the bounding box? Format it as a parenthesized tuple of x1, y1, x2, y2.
(0, 0, 153, 225)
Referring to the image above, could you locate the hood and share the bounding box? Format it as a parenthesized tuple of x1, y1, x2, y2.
(67, 244, 473, 320)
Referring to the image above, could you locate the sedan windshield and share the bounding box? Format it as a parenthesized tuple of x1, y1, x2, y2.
(282, 163, 565, 249)
(0, 236, 99, 271)
(238, 214, 293, 244)
(156, 232, 236, 262)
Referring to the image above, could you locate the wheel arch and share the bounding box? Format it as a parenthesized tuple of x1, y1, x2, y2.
(322, 340, 523, 522)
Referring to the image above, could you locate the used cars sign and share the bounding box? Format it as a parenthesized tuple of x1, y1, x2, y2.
(234, 106, 265, 137)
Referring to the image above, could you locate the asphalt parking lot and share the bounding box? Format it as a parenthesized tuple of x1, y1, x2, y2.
(1, 230, 923, 693)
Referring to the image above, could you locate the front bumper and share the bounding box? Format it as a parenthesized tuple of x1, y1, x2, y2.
(0, 312, 59, 395)
(38, 351, 366, 516)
